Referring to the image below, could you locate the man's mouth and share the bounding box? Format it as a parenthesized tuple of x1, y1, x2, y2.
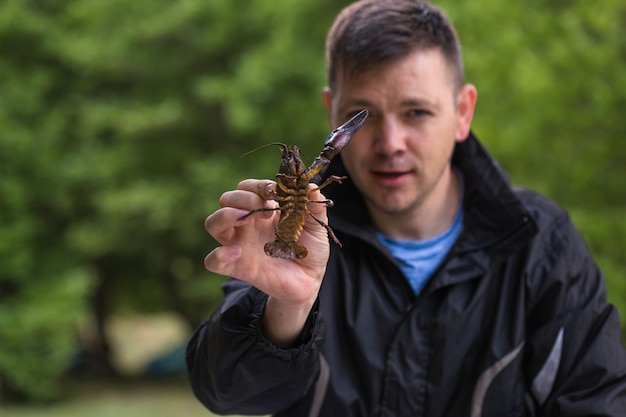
(374, 171, 407, 177)
(371, 170, 412, 186)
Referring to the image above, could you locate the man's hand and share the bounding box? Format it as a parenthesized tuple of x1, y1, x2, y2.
(204, 179, 331, 347)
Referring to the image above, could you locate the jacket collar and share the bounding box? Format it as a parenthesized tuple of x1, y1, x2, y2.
(320, 131, 537, 255)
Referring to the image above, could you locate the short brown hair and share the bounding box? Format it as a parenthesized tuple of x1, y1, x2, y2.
(325, 0, 464, 90)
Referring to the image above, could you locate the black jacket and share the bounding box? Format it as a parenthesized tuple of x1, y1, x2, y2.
(187, 133, 626, 416)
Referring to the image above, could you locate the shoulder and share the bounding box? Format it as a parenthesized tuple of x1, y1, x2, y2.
(513, 186, 569, 231)
(512, 186, 585, 255)
(513, 187, 605, 312)
(513, 186, 589, 260)
(513, 186, 598, 283)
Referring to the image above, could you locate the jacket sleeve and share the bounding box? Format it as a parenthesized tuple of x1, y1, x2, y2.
(186, 278, 323, 415)
(525, 212, 626, 415)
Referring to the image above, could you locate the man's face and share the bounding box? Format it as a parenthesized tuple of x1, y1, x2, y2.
(324, 48, 476, 222)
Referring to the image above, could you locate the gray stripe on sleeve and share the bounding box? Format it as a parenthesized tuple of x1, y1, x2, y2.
(308, 353, 330, 417)
(471, 341, 525, 417)
(531, 327, 564, 405)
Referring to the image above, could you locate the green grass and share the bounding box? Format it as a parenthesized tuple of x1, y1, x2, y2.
(0, 376, 270, 417)
(0, 377, 224, 417)
(0, 314, 267, 417)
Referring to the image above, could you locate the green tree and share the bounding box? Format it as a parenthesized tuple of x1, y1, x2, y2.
(0, 0, 350, 402)
(440, 0, 626, 318)
(1, 0, 625, 403)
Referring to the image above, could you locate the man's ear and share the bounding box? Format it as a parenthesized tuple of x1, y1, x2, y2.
(322, 87, 333, 127)
(455, 84, 478, 142)
(322, 87, 332, 112)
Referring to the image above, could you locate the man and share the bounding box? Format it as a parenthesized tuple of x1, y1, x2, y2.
(187, 0, 626, 415)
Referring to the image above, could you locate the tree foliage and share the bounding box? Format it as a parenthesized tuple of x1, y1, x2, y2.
(440, 0, 626, 314)
(1, 0, 624, 402)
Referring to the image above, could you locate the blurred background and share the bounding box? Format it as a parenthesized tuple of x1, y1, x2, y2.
(1, 0, 625, 416)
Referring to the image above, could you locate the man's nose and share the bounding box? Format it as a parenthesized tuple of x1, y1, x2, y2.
(372, 117, 408, 156)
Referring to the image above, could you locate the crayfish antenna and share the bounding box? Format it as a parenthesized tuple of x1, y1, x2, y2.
(240, 142, 287, 158)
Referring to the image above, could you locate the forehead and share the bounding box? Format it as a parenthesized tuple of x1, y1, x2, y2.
(331, 49, 456, 109)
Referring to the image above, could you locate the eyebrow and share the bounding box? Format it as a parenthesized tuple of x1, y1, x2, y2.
(400, 98, 438, 109)
(337, 99, 372, 114)
(339, 97, 439, 114)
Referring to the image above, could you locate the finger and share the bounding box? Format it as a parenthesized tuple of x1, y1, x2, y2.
(219, 189, 279, 219)
(204, 245, 242, 276)
(238, 179, 276, 201)
(204, 207, 251, 241)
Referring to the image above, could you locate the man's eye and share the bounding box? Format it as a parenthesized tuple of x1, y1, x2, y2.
(346, 110, 367, 120)
(409, 109, 430, 117)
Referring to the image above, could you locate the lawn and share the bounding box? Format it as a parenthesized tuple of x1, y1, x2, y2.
(0, 313, 266, 417)
(0, 377, 218, 417)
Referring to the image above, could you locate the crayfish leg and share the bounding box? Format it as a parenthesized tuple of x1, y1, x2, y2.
(309, 198, 335, 208)
(275, 174, 297, 195)
(237, 206, 281, 221)
(312, 175, 348, 191)
(310, 214, 342, 248)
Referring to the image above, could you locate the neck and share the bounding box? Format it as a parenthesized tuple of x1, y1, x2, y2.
(369, 168, 461, 241)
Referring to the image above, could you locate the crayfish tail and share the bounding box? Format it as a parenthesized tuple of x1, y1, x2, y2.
(264, 241, 308, 259)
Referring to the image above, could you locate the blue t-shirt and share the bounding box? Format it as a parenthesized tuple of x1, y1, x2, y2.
(377, 182, 464, 295)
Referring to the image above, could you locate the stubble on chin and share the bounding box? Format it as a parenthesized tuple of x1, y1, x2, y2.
(364, 189, 426, 219)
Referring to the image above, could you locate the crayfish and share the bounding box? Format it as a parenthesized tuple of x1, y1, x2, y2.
(238, 109, 368, 259)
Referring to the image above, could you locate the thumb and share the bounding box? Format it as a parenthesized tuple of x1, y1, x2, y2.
(204, 245, 242, 276)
